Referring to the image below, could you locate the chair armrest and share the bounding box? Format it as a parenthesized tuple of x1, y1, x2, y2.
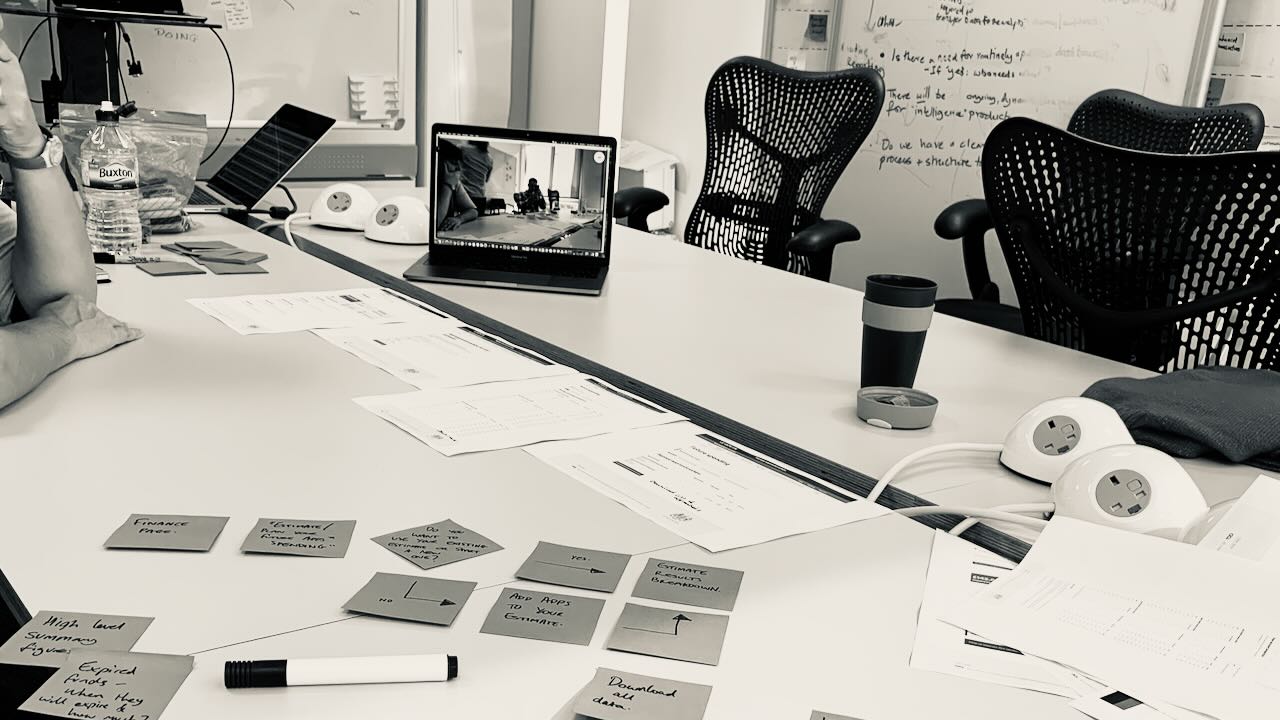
(934, 199, 992, 240)
(613, 187, 669, 219)
(787, 219, 860, 257)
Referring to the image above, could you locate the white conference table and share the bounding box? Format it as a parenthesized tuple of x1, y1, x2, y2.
(0, 215, 1260, 719)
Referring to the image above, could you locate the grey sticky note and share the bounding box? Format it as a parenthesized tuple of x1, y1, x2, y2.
(371, 519, 502, 570)
(605, 603, 729, 666)
(197, 258, 269, 275)
(198, 249, 268, 264)
(516, 542, 631, 593)
(104, 514, 230, 551)
(20, 650, 193, 719)
(138, 261, 205, 276)
(631, 558, 744, 612)
(480, 587, 604, 646)
(174, 240, 236, 252)
(240, 518, 356, 558)
(572, 667, 712, 720)
(343, 572, 476, 626)
(810, 712, 859, 720)
(0, 611, 153, 668)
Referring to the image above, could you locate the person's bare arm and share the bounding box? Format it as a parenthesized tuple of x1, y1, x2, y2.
(0, 295, 141, 409)
(0, 37, 96, 309)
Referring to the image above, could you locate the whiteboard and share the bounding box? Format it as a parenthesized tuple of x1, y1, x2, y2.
(119, 0, 409, 130)
(1210, 0, 1280, 146)
(826, 0, 1218, 299)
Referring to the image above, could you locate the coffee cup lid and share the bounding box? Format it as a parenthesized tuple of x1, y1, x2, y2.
(857, 386, 939, 430)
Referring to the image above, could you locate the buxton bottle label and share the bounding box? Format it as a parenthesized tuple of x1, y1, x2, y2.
(85, 162, 138, 190)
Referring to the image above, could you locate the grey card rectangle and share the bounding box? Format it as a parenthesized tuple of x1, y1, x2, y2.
(104, 514, 230, 551)
(810, 713, 860, 720)
(0, 611, 154, 668)
(343, 572, 476, 626)
(20, 650, 193, 719)
(516, 541, 632, 593)
(606, 603, 729, 666)
(371, 519, 502, 570)
(240, 518, 356, 558)
(480, 587, 605, 646)
(572, 667, 712, 720)
(631, 558, 744, 612)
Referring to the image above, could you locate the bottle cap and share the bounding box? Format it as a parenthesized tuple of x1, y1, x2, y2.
(857, 386, 939, 430)
(95, 101, 119, 122)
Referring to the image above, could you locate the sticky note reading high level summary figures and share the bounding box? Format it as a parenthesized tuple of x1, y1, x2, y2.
(0, 611, 153, 668)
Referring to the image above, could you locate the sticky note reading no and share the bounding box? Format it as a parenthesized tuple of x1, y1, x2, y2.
(0, 611, 153, 668)
(19, 650, 193, 720)
(241, 518, 356, 558)
(343, 572, 476, 626)
(572, 667, 712, 720)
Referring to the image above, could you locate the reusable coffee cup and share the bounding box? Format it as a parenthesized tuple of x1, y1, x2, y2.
(860, 274, 938, 388)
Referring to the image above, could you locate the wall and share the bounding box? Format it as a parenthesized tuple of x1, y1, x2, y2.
(528, 0, 606, 135)
(621, 0, 768, 240)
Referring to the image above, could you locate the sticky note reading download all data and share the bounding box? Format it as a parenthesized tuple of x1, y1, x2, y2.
(240, 518, 356, 558)
(104, 514, 230, 551)
(0, 611, 153, 668)
(572, 667, 713, 720)
(479, 587, 605, 646)
(631, 558, 744, 611)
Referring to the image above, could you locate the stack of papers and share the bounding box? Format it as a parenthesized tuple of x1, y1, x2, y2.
(190, 287, 436, 334)
(937, 514, 1280, 720)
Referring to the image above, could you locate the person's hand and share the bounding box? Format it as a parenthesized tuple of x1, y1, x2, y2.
(0, 29, 46, 160)
(440, 216, 463, 231)
(38, 295, 143, 363)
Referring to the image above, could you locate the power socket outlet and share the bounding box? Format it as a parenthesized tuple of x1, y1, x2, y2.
(1095, 470, 1151, 517)
(1032, 415, 1080, 456)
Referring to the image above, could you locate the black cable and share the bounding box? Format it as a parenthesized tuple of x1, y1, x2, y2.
(17, 18, 50, 103)
(115, 24, 129, 103)
(200, 28, 234, 165)
(46, 0, 56, 73)
(277, 183, 298, 214)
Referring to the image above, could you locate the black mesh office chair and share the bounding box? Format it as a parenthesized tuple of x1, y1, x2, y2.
(983, 117, 1280, 371)
(935, 89, 1266, 333)
(1, 568, 48, 718)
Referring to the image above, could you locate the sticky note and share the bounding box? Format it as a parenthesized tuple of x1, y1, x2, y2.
(0, 612, 153, 668)
(197, 249, 267, 264)
(605, 603, 730, 666)
(479, 587, 604, 646)
(20, 650, 193, 720)
(631, 558, 744, 611)
(240, 518, 356, 558)
(343, 572, 476, 626)
(572, 667, 712, 720)
(138, 261, 204, 277)
(515, 541, 631, 593)
(197, 259, 269, 275)
(104, 514, 229, 552)
(173, 240, 236, 252)
(811, 712, 859, 720)
(371, 519, 502, 570)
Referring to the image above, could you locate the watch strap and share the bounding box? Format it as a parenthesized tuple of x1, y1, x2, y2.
(4, 138, 52, 170)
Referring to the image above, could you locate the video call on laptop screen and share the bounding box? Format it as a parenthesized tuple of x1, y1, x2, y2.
(434, 131, 612, 257)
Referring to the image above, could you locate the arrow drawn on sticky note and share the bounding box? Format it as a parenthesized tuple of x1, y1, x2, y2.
(623, 614, 691, 636)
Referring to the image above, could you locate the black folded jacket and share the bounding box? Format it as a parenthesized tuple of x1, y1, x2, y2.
(1083, 367, 1280, 472)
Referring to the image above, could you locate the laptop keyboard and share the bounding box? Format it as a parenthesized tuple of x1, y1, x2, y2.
(465, 257, 602, 278)
(188, 186, 222, 206)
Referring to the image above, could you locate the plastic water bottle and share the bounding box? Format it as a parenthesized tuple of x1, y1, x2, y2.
(81, 101, 142, 254)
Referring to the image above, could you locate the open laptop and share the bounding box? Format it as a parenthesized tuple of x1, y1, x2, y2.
(404, 124, 616, 295)
(52, 0, 206, 23)
(187, 104, 336, 213)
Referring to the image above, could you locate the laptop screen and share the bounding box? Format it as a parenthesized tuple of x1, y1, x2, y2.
(206, 104, 335, 209)
(433, 129, 613, 258)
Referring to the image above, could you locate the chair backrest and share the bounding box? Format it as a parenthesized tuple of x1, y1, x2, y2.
(1068, 89, 1265, 154)
(684, 57, 883, 276)
(983, 117, 1280, 372)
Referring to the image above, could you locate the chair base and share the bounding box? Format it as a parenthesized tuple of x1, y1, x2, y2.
(936, 298, 1025, 335)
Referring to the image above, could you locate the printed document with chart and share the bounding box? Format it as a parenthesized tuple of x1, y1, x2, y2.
(525, 422, 888, 551)
(190, 288, 437, 334)
(355, 375, 681, 455)
(942, 517, 1280, 720)
(314, 321, 573, 389)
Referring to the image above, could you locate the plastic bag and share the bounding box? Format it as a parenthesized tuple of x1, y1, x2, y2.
(56, 104, 208, 234)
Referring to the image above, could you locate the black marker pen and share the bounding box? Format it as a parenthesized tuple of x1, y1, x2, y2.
(225, 654, 457, 688)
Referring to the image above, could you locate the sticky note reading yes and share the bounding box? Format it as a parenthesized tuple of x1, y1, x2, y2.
(105, 514, 230, 551)
(516, 541, 632, 592)
(0, 611, 153, 668)
(343, 572, 476, 626)
(479, 587, 604, 646)
(19, 650, 193, 720)
(371, 519, 502, 570)
(631, 558, 745, 611)
(572, 667, 713, 720)
(240, 518, 356, 558)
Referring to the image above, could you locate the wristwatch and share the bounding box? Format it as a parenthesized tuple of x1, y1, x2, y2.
(4, 135, 63, 170)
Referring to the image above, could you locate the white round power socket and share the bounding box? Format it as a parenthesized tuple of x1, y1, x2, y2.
(309, 183, 379, 231)
(999, 397, 1134, 484)
(1053, 445, 1209, 540)
(364, 196, 430, 245)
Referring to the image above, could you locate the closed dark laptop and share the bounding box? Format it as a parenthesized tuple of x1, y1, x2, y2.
(404, 124, 616, 296)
